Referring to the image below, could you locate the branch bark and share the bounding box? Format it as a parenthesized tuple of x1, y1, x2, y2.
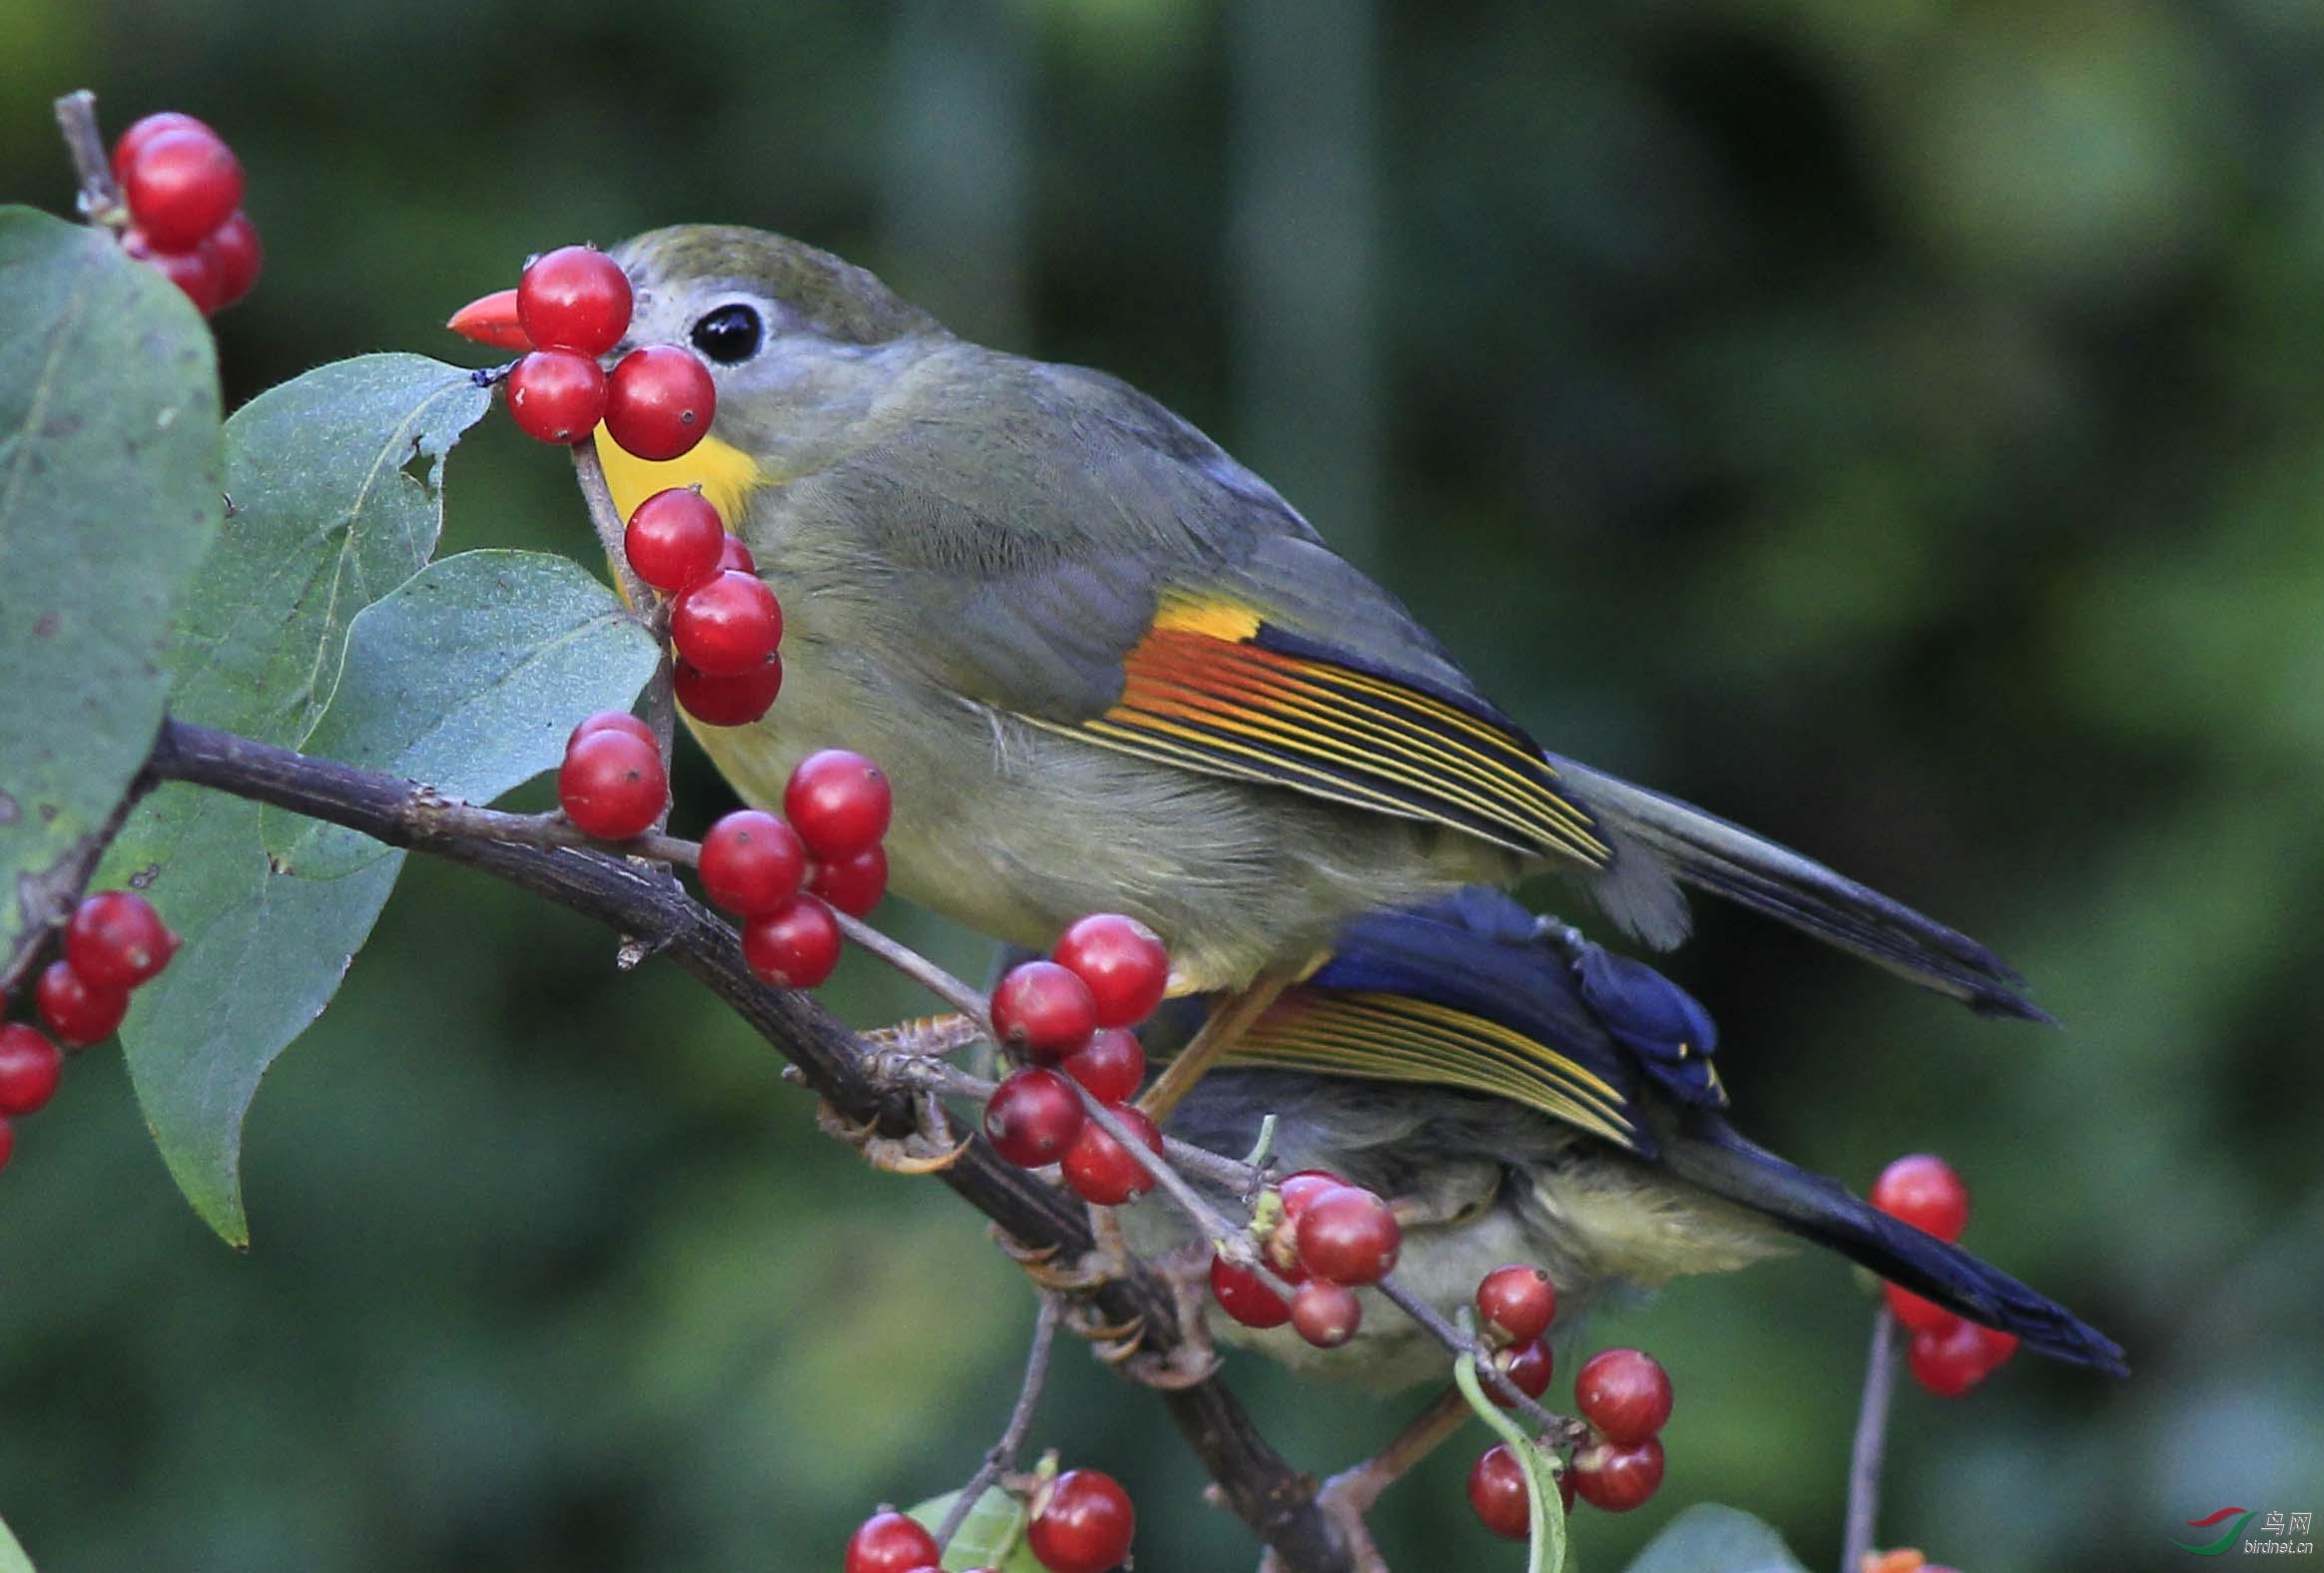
(144, 717, 1352, 1573)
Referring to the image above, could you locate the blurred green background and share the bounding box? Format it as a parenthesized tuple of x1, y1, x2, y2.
(4, 1, 2321, 1569)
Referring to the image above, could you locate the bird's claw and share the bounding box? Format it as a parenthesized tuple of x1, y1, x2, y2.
(814, 1097, 969, 1175)
(988, 1228, 1120, 1293)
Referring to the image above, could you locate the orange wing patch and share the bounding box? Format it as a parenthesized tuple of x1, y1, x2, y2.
(1228, 989, 1641, 1149)
(1065, 596, 1609, 864)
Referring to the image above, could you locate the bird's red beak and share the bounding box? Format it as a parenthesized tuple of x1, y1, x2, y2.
(445, 286, 533, 351)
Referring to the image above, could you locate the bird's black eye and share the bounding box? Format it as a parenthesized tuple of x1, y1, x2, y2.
(690, 302, 763, 364)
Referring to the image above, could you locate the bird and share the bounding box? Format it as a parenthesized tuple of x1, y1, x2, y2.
(1140, 885, 2122, 1386)
(451, 225, 2046, 1107)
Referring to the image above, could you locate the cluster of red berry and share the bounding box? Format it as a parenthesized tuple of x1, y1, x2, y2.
(0, 891, 179, 1171)
(494, 248, 784, 726)
(109, 112, 261, 315)
(979, 917, 1171, 1206)
(555, 718, 890, 990)
(1463, 1271, 1674, 1528)
(1205, 1168, 1405, 1349)
(843, 1467, 1134, 1573)
(1870, 1154, 2020, 1397)
(498, 246, 717, 460)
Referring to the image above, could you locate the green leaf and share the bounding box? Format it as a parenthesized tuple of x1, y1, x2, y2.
(166, 352, 490, 744)
(1620, 1504, 1810, 1573)
(0, 206, 221, 967)
(267, 549, 660, 877)
(907, 1487, 1038, 1572)
(100, 354, 489, 1246)
(0, 1509, 35, 1573)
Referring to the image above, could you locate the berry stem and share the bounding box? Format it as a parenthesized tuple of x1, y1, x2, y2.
(570, 443, 660, 634)
(1841, 1307, 1901, 1573)
(51, 90, 121, 223)
(934, 1291, 1062, 1553)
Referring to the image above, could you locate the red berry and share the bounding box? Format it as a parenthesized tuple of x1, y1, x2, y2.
(1883, 1282, 1963, 1338)
(517, 245, 633, 358)
(1277, 1170, 1344, 1218)
(65, 891, 177, 990)
(1293, 1185, 1401, 1287)
(1871, 1154, 1970, 1244)
(990, 960, 1099, 1064)
(673, 653, 782, 726)
(1051, 913, 1170, 1029)
(0, 1118, 13, 1174)
(783, 750, 892, 860)
(1488, 1338, 1554, 1408)
(1906, 1318, 2019, 1398)
(1291, 1280, 1362, 1347)
(740, 894, 842, 988)
(623, 488, 726, 594)
(1060, 1105, 1163, 1206)
(1264, 1169, 1346, 1283)
(1573, 1348, 1672, 1445)
(718, 535, 757, 573)
(111, 113, 216, 187)
(1058, 1027, 1144, 1104)
(1209, 1253, 1292, 1328)
(208, 211, 262, 307)
(556, 727, 666, 839)
(122, 228, 224, 315)
(1476, 1264, 1559, 1346)
(1571, 1435, 1664, 1513)
(1027, 1469, 1135, 1573)
(1466, 1444, 1531, 1539)
(568, 710, 654, 749)
(35, 960, 129, 1048)
(120, 127, 243, 253)
(808, 845, 888, 917)
(670, 570, 782, 676)
(983, 1067, 1084, 1168)
(843, 1509, 939, 1573)
(698, 809, 807, 917)
(604, 344, 716, 461)
(0, 1026, 63, 1118)
(505, 350, 608, 445)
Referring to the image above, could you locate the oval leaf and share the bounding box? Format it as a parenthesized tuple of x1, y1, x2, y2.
(0, 207, 221, 968)
(168, 352, 490, 743)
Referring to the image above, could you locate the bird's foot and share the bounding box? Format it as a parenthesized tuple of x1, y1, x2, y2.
(815, 1091, 970, 1175)
(861, 1011, 986, 1074)
(1102, 1241, 1221, 1390)
(988, 1226, 1123, 1294)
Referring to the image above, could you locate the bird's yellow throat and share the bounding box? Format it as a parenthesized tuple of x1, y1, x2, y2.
(593, 424, 764, 527)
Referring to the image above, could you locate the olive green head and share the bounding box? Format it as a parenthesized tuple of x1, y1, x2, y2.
(611, 225, 946, 469)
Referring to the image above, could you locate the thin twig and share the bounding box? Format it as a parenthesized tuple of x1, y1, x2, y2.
(570, 444, 656, 616)
(830, 908, 994, 1024)
(143, 717, 1353, 1573)
(936, 1293, 1063, 1551)
(51, 91, 120, 222)
(1377, 1277, 1585, 1448)
(0, 771, 150, 998)
(889, 1057, 1260, 1194)
(1841, 1308, 1900, 1573)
